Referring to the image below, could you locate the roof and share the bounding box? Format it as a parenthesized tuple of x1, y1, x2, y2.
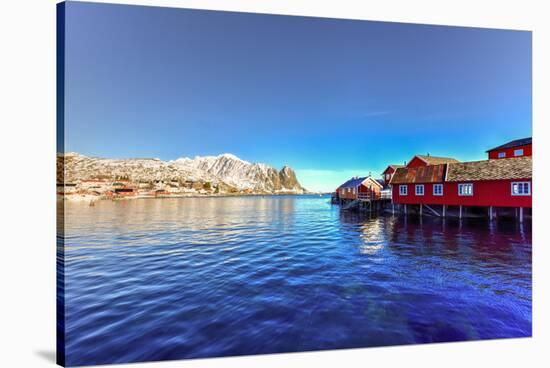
(390, 164, 447, 184)
(382, 164, 404, 174)
(339, 177, 368, 189)
(384, 164, 404, 170)
(446, 156, 532, 182)
(412, 155, 460, 165)
(339, 176, 382, 189)
(486, 137, 532, 152)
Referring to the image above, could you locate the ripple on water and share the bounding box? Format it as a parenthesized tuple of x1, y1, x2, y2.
(61, 196, 532, 366)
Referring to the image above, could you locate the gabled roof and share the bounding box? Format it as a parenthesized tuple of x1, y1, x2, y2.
(390, 164, 447, 184)
(411, 155, 460, 166)
(446, 157, 532, 182)
(339, 176, 382, 189)
(382, 164, 404, 174)
(339, 177, 368, 189)
(486, 137, 532, 152)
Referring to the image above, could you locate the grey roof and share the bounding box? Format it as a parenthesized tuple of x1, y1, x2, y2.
(446, 157, 532, 182)
(339, 176, 383, 189)
(486, 137, 532, 152)
(339, 177, 369, 189)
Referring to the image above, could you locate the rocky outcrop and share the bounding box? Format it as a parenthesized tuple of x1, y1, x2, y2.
(279, 166, 302, 192)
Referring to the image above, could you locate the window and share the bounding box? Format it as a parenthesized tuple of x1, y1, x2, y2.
(415, 184, 424, 196)
(498, 152, 506, 158)
(386, 173, 391, 180)
(458, 183, 473, 196)
(514, 149, 524, 157)
(399, 185, 407, 196)
(511, 182, 531, 196)
(433, 184, 443, 196)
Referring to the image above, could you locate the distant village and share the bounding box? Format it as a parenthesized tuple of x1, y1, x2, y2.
(57, 177, 232, 201)
(57, 152, 306, 201)
(333, 137, 532, 222)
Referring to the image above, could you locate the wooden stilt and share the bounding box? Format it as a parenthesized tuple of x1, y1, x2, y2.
(519, 207, 524, 223)
(392, 203, 395, 215)
(489, 206, 493, 221)
(404, 204, 407, 215)
(442, 205, 446, 217)
(459, 205, 462, 219)
(420, 204, 423, 216)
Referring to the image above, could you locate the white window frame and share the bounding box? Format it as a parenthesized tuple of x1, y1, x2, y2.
(458, 183, 474, 196)
(386, 173, 391, 181)
(415, 184, 424, 196)
(498, 152, 506, 158)
(399, 185, 407, 196)
(514, 149, 524, 157)
(511, 181, 531, 196)
(433, 184, 443, 196)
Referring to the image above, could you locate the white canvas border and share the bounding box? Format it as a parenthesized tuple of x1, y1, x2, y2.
(0, 0, 548, 367)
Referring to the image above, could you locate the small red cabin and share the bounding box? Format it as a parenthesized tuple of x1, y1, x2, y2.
(338, 176, 383, 200)
(486, 137, 532, 159)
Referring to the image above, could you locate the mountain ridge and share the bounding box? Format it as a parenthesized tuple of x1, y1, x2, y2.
(59, 152, 306, 195)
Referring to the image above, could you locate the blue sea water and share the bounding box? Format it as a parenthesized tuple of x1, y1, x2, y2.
(60, 195, 531, 366)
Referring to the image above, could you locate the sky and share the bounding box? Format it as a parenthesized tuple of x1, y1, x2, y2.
(62, 2, 532, 192)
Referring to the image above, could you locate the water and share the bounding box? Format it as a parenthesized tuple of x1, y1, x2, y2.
(60, 195, 532, 366)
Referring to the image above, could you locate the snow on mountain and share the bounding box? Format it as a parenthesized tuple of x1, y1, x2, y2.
(61, 152, 305, 194)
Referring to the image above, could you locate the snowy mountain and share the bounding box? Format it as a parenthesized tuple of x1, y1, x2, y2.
(60, 152, 306, 194)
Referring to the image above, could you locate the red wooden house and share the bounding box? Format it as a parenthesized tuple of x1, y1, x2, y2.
(486, 137, 531, 159)
(338, 176, 383, 201)
(381, 156, 457, 189)
(391, 157, 532, 206)
(390, 153, 532, 220)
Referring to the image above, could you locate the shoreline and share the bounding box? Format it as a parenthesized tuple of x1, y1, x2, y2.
(59, 192, 327, 202)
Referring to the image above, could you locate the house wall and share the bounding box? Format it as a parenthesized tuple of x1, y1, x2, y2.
(339, 186, 358, 200)
(358, 180, 382, 199)
(392, 179, 532, 207)
(488, 144, 532, 159)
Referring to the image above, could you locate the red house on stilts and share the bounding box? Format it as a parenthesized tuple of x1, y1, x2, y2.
(337, 176, 383, 201)
(389, 138, 532, 221)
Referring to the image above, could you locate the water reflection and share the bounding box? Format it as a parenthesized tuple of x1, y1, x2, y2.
(61, 196, 531, 366)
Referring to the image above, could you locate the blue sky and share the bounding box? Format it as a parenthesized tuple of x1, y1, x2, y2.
(63, 2, 532, 192)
